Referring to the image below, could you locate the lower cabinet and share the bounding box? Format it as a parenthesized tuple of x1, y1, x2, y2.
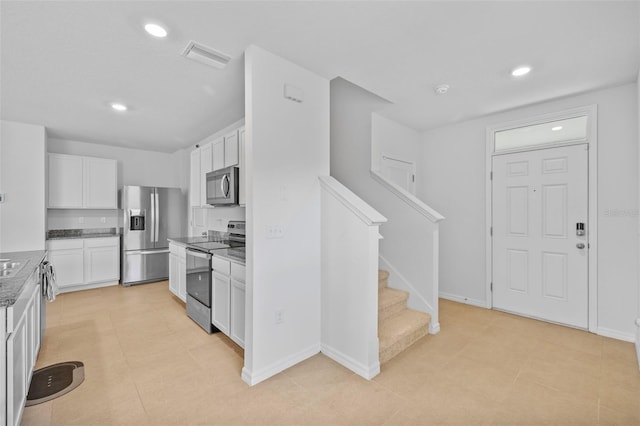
(211, 256, 245, 348)
(4, 269, 41, 426)
(169, 242, 186, 302)
(47, 237, 120, 291)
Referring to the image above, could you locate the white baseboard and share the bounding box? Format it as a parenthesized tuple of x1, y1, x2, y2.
(596, 326, 635, 343)
(439, 291, 487, 308)
(320, 343, 380, 380)
(57, 280, 118, 294)
(241, 343, 320, 386)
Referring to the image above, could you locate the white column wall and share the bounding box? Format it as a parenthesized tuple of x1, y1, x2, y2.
(242, 45, 329, 385)
(0, 120, 47, 252)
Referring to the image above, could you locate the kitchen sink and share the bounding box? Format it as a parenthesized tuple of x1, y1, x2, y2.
(0, 260, 25, 279)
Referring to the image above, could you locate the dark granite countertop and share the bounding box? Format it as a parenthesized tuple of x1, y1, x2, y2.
(213, 247, 246, 266)
(0, 250, 47, 308)
(168, 236, 245, 265)
(47, 228, 120, 240)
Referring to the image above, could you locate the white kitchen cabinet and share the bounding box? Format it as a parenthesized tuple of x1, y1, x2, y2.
(189, 149, 201, 207)
(48, 153, 117, 209)
(47, 237, 120, 292)
(230, 262, 246, 348)
(224, 130, 239, 168)
(200, 142, 213, 206)
(84, 237, 119, 284)
(211, 256, 245, 348)
(48, 153, 84, 208)
(169, 242, 186, 303)
(212, 137, 225, 172)
(4, 269, 41, 426)
(212, 270, 230, 334)
(238, 126, 246, 206)
(47, 239, 84, 289)
(83, 157, 117, 208)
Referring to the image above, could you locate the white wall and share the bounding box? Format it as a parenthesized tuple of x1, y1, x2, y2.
(421, 83, 639, 338)
(0, 120, 47, 252)
(243, 45, 329, 385)
(331, 78, 441, 326)
(47, 138, 189, 232)
(371, 113, 420, 175)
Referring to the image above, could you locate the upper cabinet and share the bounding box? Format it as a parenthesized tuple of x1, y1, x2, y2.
(189, 149, 201, 207)
(190, 125, 244, 208)
(48, 153, 117, 209)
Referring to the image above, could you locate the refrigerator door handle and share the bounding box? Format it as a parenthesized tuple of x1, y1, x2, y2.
(150, 193, 156, 243)
(155, 190, 160, 243)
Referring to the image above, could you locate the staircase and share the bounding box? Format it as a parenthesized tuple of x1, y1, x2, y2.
(378, 270, 431, 364)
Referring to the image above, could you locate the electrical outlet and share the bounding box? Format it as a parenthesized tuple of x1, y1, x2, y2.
(266, 224, 285, 239)
(78, 217, 84, 224)
(275, 309, 285, 324)
(100, 217, 106, 224)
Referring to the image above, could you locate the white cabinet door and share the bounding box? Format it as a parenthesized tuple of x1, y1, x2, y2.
(169, 253, 179, 297)
(211, 271, 230, 334)
(49, 249, 84, 288)
(178, 258, 186, 302)
(200, 142, 213, 206)
(7, 309, 27, 426)
(48, 153, 83, 208)
(84, 157, 117, 208)
(190, 148, 201, 207)
(224, 131, 239, 167)
(84, 238, 119, 284)
(238, 127, 246, 206)
(230, 278, 246, 348)
(212, 137, 225, 172)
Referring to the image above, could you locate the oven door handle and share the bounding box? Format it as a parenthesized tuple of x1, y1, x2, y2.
(127, 249, 170, 255)
(186, 248, 212, 259)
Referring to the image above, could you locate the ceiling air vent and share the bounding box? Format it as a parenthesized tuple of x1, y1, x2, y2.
(181, 41, 231, 69)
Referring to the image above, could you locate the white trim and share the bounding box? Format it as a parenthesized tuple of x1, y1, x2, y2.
(439, 291, 487, 308)
(485, 104, 598, 331)
(319, 176, 387, 226)
(380, 152, 417, 195)
(635, 318, 640, 369)
(58, 280, 118, 293)
(429, 322, 441, 334)
(320, 343, 380, 380)
(370, 170, 444, 223)
(241, 343, 320, 386)
(597, 327, 635, 343)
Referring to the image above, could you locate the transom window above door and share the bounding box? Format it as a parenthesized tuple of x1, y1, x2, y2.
(494, 115, 588, 152)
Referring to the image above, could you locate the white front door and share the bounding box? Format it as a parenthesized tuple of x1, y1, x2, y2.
(380, 154, 416, 194)
(492, 144, 588, 328)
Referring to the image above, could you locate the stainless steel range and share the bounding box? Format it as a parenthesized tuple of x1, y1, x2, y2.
(185, 221, 245, 333)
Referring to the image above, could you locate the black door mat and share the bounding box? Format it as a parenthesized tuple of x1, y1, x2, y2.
(26, 361, 85, 406)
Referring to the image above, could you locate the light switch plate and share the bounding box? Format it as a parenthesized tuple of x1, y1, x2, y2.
(0, 193, 4, 203)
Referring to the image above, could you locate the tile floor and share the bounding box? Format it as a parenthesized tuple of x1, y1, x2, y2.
(21, 281, 640, 425)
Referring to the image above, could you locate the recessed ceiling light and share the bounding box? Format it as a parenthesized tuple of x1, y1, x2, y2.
(433, 84, 450, 95)
(110, 102, 128, 112)
(511, 66, 532, 77)
(144, 23, 167, 38)
(551, 126, 563, 131)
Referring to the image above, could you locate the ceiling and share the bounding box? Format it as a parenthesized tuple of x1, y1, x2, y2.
(1, 1, 638, 153)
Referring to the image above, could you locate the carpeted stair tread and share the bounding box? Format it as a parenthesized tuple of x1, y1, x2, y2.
(378, 270, 389, 289)
(378, 287, 409, 322)
(379, 309, 430, 364)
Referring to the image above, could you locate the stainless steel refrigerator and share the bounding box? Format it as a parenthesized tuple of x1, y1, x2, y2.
(121, 185, 184, 286)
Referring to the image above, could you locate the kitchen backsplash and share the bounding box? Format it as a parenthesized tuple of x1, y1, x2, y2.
(191, 206, 246, 236)
(47, 209, 120, 230)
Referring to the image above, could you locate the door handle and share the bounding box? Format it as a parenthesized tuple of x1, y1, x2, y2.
(222, 174, 230, 198)
(576, 243, 585, 249)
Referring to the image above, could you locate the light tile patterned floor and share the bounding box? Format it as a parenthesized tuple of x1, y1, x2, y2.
(21, 282, 640, 425)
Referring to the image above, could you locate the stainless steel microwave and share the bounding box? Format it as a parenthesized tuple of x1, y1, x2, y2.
(206, 166, 239, 206)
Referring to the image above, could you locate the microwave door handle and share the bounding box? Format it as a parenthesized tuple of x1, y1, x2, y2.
(222, 174, 230, 198)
